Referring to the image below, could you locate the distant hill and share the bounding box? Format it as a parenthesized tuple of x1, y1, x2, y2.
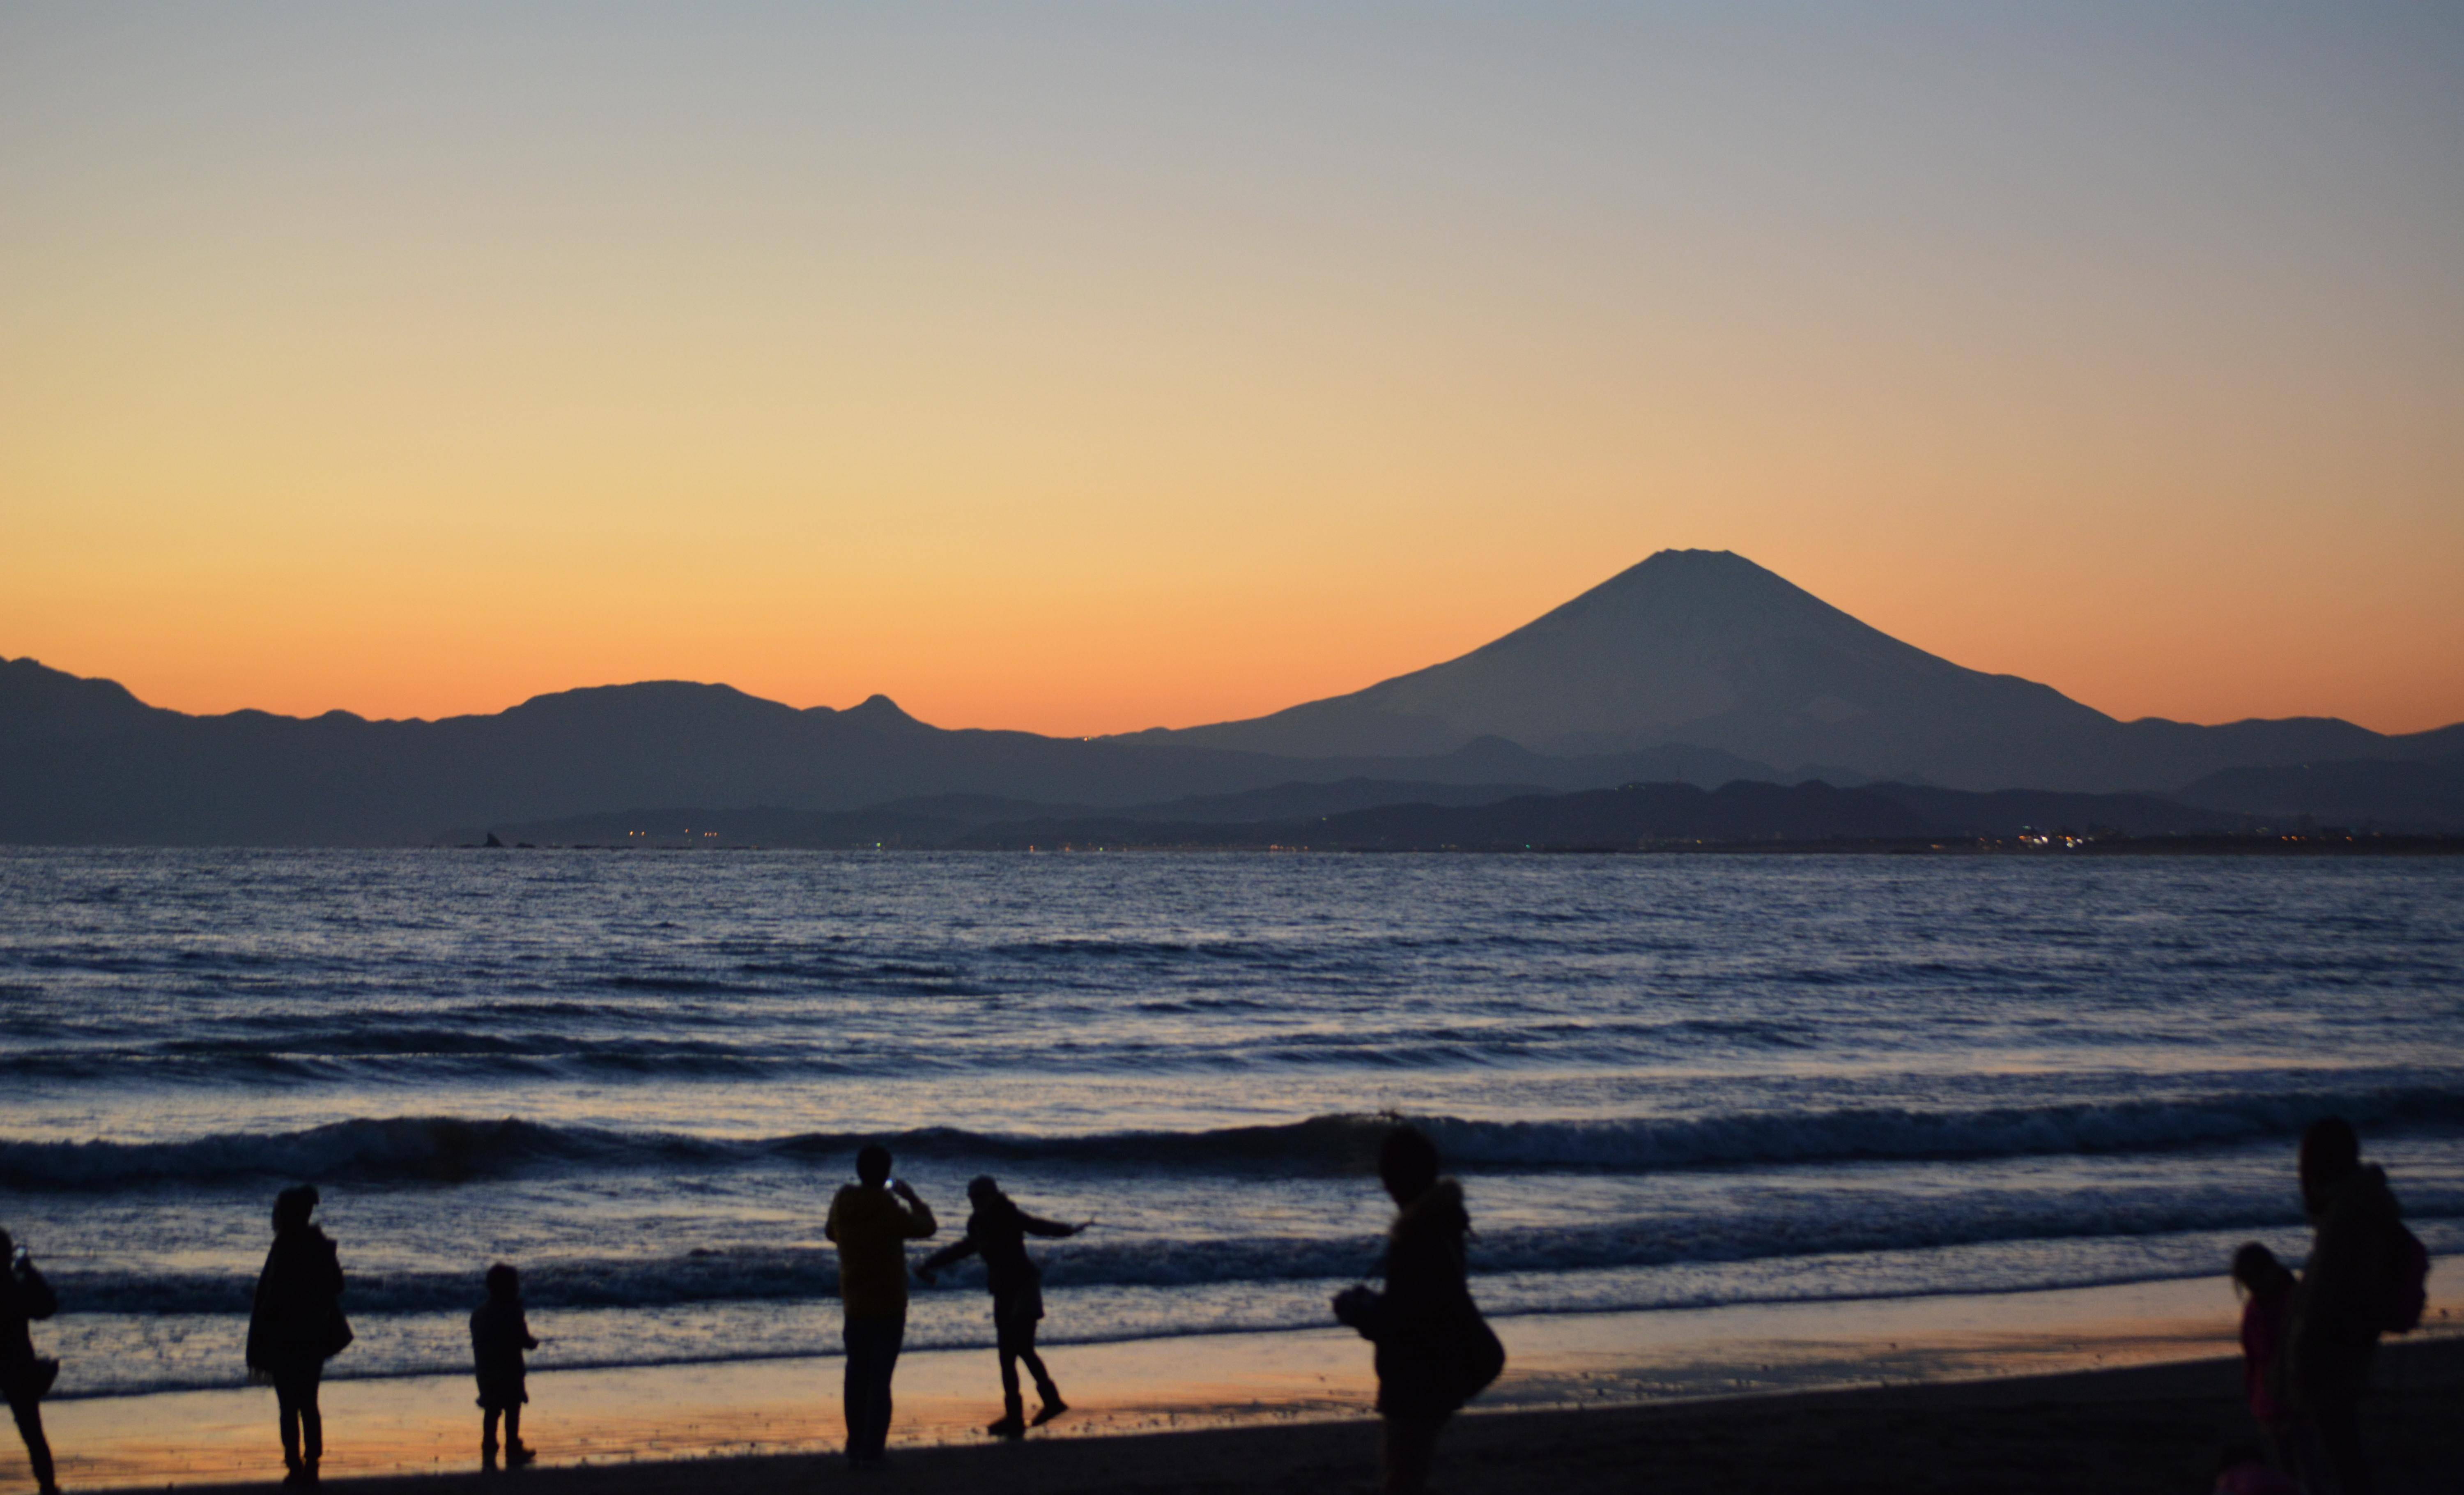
(1857, 783, 2244, 838)
(0, 659, 1768, 845)
(2177, 759, 2464, 833)
(1132, 550, 2455, 792)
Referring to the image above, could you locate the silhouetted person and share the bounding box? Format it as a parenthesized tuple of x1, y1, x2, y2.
(825, 1144, 935, 1467)
(2232, 1242, 2306, 1483)
(247, 1186, 348, 1486)
(472, 1263, 540, 1470)
(917, 1176, 1088, 1437)
(2287, 1117, 2406, 1495)
(1332, 1127, 1503, 1495)
(0, 1228, 60, 1495)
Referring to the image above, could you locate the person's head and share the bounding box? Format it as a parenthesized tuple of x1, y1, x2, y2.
(2232, 1242, 2290, 1299)
(2299, 1116, 2360, 1213)
(967, 1175, 1002, 1208)
(486, 1263, 520, 1300)
(855, 1143, 892, 1187)
(272, 1184, 319, 1234)
(1378, 1125, 1441, 1207)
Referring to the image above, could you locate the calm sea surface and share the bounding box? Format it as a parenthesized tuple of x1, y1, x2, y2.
(1, 849, 2458, 1397)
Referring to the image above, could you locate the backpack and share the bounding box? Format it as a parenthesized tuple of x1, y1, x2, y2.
(2383, 1223, 2429, 1335)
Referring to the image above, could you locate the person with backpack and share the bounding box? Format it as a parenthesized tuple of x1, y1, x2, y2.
(0, 1228, 60, 1495)
(2285, 1117, 2430, 1495)
(246, 1186, 350, 1487)
(1332, 1126, 1505, 1495)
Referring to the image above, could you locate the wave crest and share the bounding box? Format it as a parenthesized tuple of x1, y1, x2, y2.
(5, 1081, 2460, 1189)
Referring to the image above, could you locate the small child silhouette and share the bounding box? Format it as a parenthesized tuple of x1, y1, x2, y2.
(471, 1264, 540, 1469)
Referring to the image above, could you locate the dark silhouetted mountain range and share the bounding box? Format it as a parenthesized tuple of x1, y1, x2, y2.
(5, 550, 2458, 844)
(0, 659, 1772, 844)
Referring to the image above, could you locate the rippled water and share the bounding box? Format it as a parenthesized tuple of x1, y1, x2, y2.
(1, 848, 2458, 1396)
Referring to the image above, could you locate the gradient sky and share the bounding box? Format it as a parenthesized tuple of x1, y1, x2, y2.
(4, 3, 2459, 736)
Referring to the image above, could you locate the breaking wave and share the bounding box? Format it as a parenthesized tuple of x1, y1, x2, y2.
(7, 1081, 2461, 1189)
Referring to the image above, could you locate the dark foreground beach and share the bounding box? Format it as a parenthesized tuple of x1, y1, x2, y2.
(83, 1335, 2459, 1495)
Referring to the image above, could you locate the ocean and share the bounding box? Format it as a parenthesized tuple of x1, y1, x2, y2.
(1, 848, 2458, 1401)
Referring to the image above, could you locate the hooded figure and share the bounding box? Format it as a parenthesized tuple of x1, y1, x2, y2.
(1333, 1127, 1503, 1495)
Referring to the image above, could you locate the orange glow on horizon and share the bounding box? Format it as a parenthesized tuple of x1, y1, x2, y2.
(4, 7, 2459, 738)
(11, 533, 2459, 740)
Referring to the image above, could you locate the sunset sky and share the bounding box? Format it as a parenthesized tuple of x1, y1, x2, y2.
(4, 3, 2459, 736)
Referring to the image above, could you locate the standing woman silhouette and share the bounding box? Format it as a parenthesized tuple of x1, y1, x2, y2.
(1332, 1127, 1504, 1495)
(247, 1186, 349, 1486)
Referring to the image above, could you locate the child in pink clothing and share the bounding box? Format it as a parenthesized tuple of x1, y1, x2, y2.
(2232, 1242, 2305, 1483)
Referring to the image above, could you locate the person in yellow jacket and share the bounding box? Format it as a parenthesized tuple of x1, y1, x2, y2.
(824, 1144, 936, 1467)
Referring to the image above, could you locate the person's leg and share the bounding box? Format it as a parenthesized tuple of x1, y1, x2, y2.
(1379, 1414, 1446, 1495)
(505, 1403, 523, 1448)
(844, 1317, 903, 1462)
(298, 1364, 324, 1475)
(483, 1405, 501, 1457)
(1018, 1332, 1060, 1412)
(2314, 1392, 2371, 1495)
(275, 1376, 303, 1472)
(8, 1391, 57, 1495)
(870, 1316, 904, 1458)
(841, 1324, 870, 1460)
(987, 1315, 1026, 1436)
(2261, 1417, 2324, 1490)
(994, 1340, 1024, 1427)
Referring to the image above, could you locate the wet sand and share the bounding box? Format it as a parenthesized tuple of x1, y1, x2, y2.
(16, 1272, 2461, 1495)
(39, 1336, 2461, 1495)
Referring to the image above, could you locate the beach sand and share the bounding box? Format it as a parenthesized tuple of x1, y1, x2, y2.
(16, 1272, 2460, 1495)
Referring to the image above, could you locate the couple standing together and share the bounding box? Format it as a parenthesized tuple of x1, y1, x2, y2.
(823, 1143, 1085, 1465)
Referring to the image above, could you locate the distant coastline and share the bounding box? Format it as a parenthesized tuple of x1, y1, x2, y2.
(439, 777, 2464, 856)
(439, 835, 2464, 856)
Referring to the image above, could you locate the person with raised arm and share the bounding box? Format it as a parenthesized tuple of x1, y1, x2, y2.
(0, 1228, 60, 1495)
(824, 1144, 936, 1468)
(917, 1175, 1089, 1438)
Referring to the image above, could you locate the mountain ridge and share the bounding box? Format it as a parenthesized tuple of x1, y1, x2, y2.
(1127, 550, 2453, 790)
(5, 550, 2458, 843)
(0, 657, 1781, 844)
